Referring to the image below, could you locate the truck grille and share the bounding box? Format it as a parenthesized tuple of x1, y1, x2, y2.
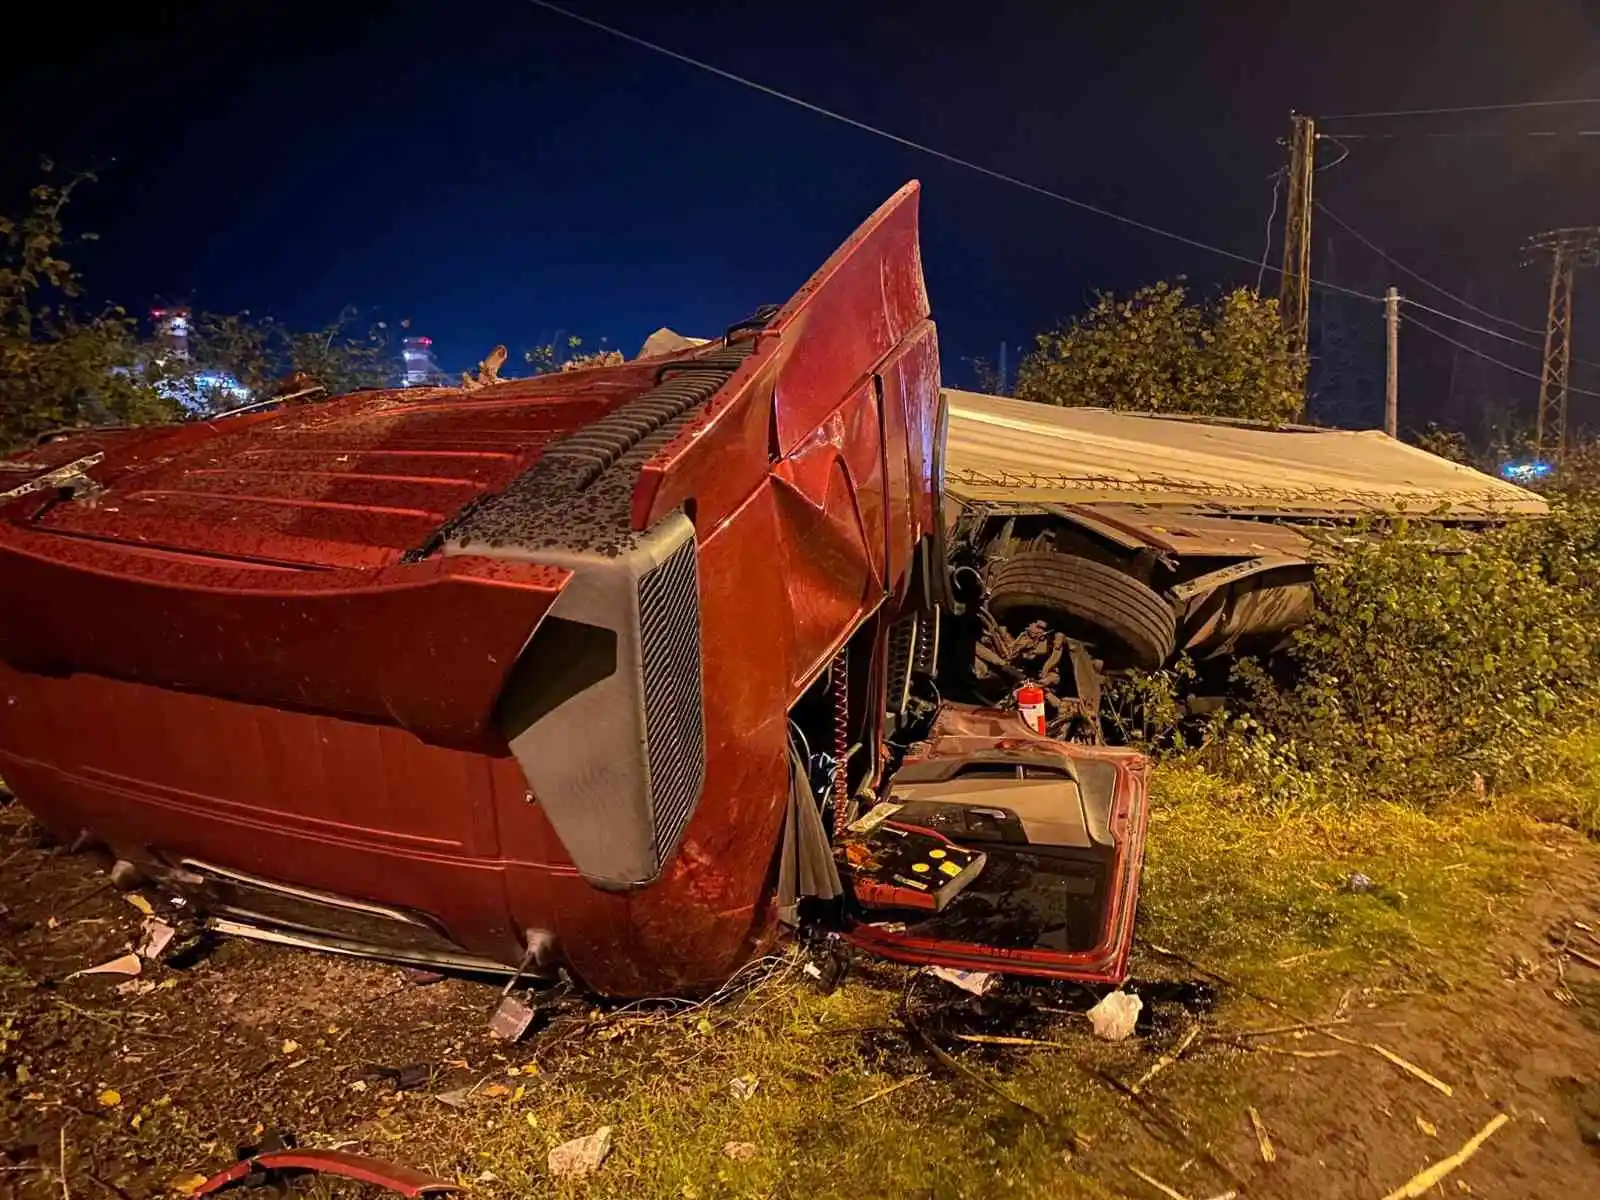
(638, 534, 705, 864)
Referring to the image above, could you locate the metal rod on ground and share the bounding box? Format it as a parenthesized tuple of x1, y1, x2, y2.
(1385, 286, 1400, 437)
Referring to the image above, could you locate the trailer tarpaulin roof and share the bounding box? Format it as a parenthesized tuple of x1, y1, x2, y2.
(944, 390, 1547, 520)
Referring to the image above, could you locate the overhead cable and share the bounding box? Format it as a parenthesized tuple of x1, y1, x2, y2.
(1314, 203, 1544, 334)
(523, 0, 1381, 303)
(1404, 314, 1600, 398)
(1321, 97, 1600, 121)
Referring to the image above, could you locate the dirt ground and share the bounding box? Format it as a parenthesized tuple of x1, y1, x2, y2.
(2, 795, 1598, 1200)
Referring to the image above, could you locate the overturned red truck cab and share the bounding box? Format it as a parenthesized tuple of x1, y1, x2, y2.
(0, 184, 1148, 996)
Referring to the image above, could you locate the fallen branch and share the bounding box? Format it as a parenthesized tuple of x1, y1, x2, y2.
(1131, 1026, 1202, 1095)
(1319, 1031, 1452, 1097)
(58, 1126, 70, 1200)
(1090, 1069, 1242, 1188)
(844, 1076, 922, 1110)
(901, 1015, 1046, 1121)
(1379, 1113, 1509, 1200)
(1564, 946, 1600, 971)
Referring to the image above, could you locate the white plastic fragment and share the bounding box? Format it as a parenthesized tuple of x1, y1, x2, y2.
(923, 966, 998, 996)
(138, 918, 176, 960)
(67, 953, 142, 980)
(548, 1126, 613, 1180)
(1087, 990, 1143, 1041)
(723, 1142, 759, 1162)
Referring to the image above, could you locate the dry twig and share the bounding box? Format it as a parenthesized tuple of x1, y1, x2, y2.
(844, 1076, 923, 1110)
(1379, 1113, 1509, 1200)
(1131, 1026, 1202, 1094)
(1247, 1106, 1276, 1164)
(1319, 1031, 1452, 1097)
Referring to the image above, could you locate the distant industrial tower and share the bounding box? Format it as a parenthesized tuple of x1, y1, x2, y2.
(1527, 227, 1600, 462)
(400, 336, 448, 387)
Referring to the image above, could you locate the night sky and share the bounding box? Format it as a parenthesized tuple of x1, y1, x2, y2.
(6, 1, 1600, 432)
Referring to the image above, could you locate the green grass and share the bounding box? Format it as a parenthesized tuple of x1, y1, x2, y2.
(383, 756, 1588, 1199)
(1136, 763, 1555, 1008)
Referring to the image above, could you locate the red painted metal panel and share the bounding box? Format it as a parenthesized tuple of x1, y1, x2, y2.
(0, 525, 570, 746)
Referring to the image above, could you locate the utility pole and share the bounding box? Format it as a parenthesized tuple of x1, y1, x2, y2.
(1278, 113, 1317, 358)
(1527, 227, 1600, 462)
(1384, 287, 1400, 437)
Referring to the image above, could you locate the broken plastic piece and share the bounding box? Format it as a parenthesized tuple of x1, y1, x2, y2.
(192, 1150, 460, 1197)
(66, 953, 142, 980)
(547, 1127, 612, 1180)
(139, 918, 176, 960)
(923, 966, 998, 996)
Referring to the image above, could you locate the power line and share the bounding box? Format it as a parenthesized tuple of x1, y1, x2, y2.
(1400, 299, 1600, 374)
(1321, 97, 1600, 121)
(1314, 202, 1544, 334)
(1320, 128, 1600, 140)
(1399, 298, 1542, 349)
(1404, 313, 1600, 398)
(523, 0, 1381, 303)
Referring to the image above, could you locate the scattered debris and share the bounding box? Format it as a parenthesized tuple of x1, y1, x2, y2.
(97, 1089, 121, 1108)
(1342, 873, 1375, 894)
(1379, 1113, 1510, 1200)
(1088, 990, 1143, 1041)
(433, 1089, 471, 1110)
(722, 1142, 758, 1162)
(122, 894, 154, 917)
(66, 954, 141, 981)
(1132, 1027, 1202, 1094)
(728, 1075, 760, 1101)
(166, 1173, 209, 1196)
(1416, 1114, 1438, 1138)
(1247, 1106, 1276, 1164)
(923, 966, 997, 996)
(547, 1127, 613, 1181)
(402, 968, 447, 986)
(138, 918, 176, 960)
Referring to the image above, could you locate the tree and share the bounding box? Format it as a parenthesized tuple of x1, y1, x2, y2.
(1015, 281, 1308, 423)
(0, 168, 178, 450)
(188, 307, 396, 412)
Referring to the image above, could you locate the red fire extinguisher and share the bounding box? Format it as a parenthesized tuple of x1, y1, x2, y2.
(1015, 684, 1046, 734)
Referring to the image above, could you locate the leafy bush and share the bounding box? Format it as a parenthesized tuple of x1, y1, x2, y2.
(1015, 281, 1306, 422)
(1209, 497, 1600, 804)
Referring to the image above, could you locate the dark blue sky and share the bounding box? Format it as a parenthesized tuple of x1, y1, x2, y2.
(6, 0, 1600, 422)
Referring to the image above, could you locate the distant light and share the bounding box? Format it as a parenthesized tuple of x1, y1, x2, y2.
(1499, 458, 1554, 481)
(417, 337, 432, 345)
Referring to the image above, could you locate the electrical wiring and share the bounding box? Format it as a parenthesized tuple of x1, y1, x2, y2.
(1321, 97, 1600, 121)
(1404, 313, 1600, 398)
(1315, 202, 1545, 334)
(522, 0, 1381, 303)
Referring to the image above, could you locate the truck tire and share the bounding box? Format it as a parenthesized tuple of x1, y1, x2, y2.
(987, 550, 1177, 670)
